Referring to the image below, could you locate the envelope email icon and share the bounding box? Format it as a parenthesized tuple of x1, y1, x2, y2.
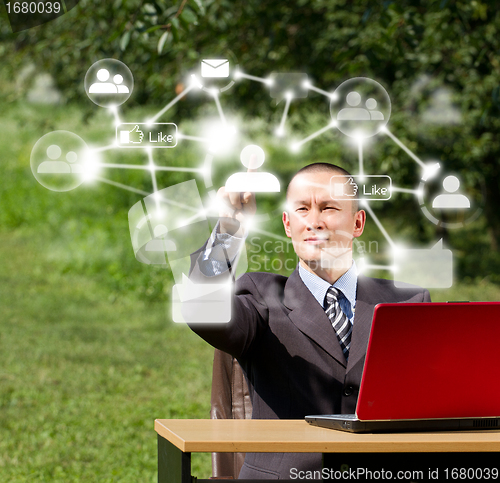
(201, 59, 230, 78)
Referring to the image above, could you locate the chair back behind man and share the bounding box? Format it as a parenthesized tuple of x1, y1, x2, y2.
(211, 349, 252, 478)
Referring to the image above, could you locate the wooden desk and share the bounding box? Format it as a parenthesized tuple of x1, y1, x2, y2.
(155, 419, 500, 482)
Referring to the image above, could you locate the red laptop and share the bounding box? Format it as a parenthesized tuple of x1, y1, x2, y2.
(306, 302, 500, 432)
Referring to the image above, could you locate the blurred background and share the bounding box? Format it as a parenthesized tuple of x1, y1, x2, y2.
(1, 1, 500, 481)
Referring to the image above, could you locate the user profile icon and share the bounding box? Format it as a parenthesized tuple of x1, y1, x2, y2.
(225, 144, 280, 192)
(331, 77, 391, 139)
(85, 59, 133, 108)
(432, 176, 470, 209)
(31, 131, 92, 192)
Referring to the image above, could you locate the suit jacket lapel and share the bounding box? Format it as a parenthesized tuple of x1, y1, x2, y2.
(283, 269, 347, 367)
(346, 275, 380, 371)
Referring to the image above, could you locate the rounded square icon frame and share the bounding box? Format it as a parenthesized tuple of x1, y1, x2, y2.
(85, 59, 134, 108)
(31, 130, 89, 192)
(330, 77, 391, 139)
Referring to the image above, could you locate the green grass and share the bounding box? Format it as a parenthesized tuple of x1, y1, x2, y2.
(428, 283, 500, 303)
(0, 230, 214, 481)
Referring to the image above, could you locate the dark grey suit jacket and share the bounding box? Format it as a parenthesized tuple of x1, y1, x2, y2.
(188, 267, 431, 479)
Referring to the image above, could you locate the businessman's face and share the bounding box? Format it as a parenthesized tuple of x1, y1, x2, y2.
(283, 170, 365, 277)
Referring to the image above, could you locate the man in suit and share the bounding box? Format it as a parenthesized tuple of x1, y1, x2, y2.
(186, 162, 431, 479)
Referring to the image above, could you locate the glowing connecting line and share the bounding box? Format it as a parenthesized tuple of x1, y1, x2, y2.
(390, 186, 423, 196)
(234, 70, 273, 86)
(177, 133, 210, 144)
(109, 105, 122, 127)
(421, 162, 441, 181)
(152, 192, 200, 214)
(209, 90, 227, 125)
(90, 144, 118, 153)
(303, 80, 337, 100)
(93, 176, 150, 196)
(382, 128, 426, 169)
(178, 210, 208, 227)
(149, 82, 198, 123)
(94, 163, 203, 173)
(290, 121, 337, 152)
(376, 128, 444, 216)
(276, 92, 293, 137)
(189, 74, 203, 89)
(362, 202, 396, 249)
(358, 139, 364, 178)
(147, 148, 159, 209)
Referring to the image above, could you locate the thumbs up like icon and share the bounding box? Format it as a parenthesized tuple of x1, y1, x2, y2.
(344, 177, 358, 197)
(119, 125, 144, 144)
(331, 176, 358, 197)
(128, 125, 144, 144)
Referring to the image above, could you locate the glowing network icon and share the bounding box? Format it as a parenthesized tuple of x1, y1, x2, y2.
(84, 59, 134, 108)
(30, 130, 95, 192)
(330, 77, 391, 139)
(30, 55, 484, 296)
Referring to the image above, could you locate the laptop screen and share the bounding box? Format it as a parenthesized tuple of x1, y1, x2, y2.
(356, 302, 500, 421)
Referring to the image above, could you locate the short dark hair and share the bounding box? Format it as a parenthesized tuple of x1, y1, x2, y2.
(286, 162, 359, 212)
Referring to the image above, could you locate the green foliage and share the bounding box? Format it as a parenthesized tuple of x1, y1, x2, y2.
(2, 0, 500, 253)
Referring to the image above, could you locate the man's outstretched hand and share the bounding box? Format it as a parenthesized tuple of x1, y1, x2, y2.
(217, 164, 257, 236)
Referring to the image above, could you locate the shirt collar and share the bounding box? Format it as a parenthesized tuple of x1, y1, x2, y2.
(298, 261, 358, 310)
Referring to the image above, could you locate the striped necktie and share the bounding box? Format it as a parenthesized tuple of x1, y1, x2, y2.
(324, 286, 353, 360)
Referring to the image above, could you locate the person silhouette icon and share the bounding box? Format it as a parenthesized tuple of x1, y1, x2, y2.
(365, 98, 384, 120)
(37, 145, 83, 174)
(330, 77, 391, 139)
(337, 92, 386, 122)
(89, 69, 119, 94)
(85, 59, 134, 108)
(225, 145, 280, 193)
(65, 150, 84, 173)
(432, 175, 470, 209)
(145, 224, 177, 252)
(113, 74, 130, 93)
(337, 91, 370, 120)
